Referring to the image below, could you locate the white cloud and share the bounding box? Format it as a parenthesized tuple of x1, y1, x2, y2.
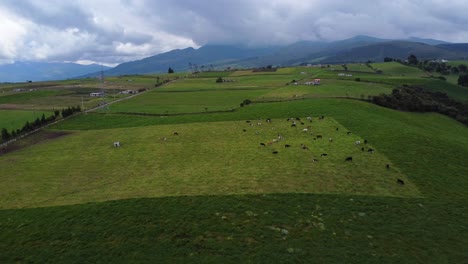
(0, 0, 467, 65)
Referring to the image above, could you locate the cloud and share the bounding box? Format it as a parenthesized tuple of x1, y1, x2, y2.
(0, 0, 467, 65)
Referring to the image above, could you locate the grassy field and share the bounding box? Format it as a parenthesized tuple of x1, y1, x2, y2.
(1, 66, 467, 262)
(0, 116, 419, 209)
(0, 109, 52, 131)
(262, 79, 393, 99)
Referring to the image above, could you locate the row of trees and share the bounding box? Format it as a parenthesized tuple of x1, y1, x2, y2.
(385, 54, 468, 86)
(385, 55, 467, 75)
(370, 86, 468, 125)
(1, 106, 82, 143)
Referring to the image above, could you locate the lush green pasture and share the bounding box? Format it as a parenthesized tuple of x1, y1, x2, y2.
(1, 194, 466, 263)
(101, 89, 269, 114)
(0, 116, 418, 209)
(371, 62, 429, 76)
(0, 109, 52, 131)
(262, 79, 393, 99)
(345, 63, 375, 72)
(1, 66, 468, 262)
(54, 98, 468, 199)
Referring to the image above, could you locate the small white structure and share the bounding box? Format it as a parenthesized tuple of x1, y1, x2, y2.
(113, 141, 120, 147)
(120, 90, 136, 94)
(90, 92, 104, 97)
(314, 79, 321, 85)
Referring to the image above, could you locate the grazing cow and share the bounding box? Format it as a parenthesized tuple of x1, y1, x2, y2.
(113, 142, 120, 147)
(397, 179, 405, 185)
(321, 153, 328, 157)
(303, 128, 308, 132)
(368, 148, 375, 153)
(285, 144, 291, 148)
(364, 139, 368, 144)
(312, 158, 319, 162)
(173, 132, 179, 136)
(313, 138, 316, 140)
(272, 151, 279, 154)
(347, 131, 352, 135)
(306, 116, 312, 121)
(162, 137, 167, 141)
(316, 135, 322, 139)
(345, 156, 353, 162)
(355, 140, 361, 145)
(291, 123, 297, 128)
(301, 122, 305, 125)
(278, 134, 284, 140)
(361, 147, 364, 151)
(250, 123, 254, 127)
(266, 118, 272, 123)
(296, 117, 301, 121)
(272, 139, 278, 143)
(336, 127, 339, 131)
(246, 120, 251, 123)
(243, 129, 247, 132)
(301, 144, 309, 150)
(386, 164, 390, 169)
(329, 138, 333, 142)
(260, 143, 266, 147)
(257, 122, 262, 126)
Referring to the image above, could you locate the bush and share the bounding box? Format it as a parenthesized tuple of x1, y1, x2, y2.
(355, 77, 361, 82)
(370, 86, 468, 126)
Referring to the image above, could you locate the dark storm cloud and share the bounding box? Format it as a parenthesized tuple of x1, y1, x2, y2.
(0, 0, 467, 65)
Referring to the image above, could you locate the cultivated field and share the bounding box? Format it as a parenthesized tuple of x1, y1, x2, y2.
(1, 63, 467, 263)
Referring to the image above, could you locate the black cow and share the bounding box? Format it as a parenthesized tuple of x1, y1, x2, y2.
(260, 143, 266, 146)
(272, 151, 279, 154)
(291, 123, 296, 127)
(386, 164, 390, 169)
(347, 131, 352, 135)
(246, 120, 251, 123)
(364, 139, 368, 144)
(345, 156, 353, 162)
(312, 158, 319, 162)
(243, 129, 247, 132)
(316, 135, 322, 139)
(397, 179, 405, 185)
(173, 132, 179, 136)
(285, 144, 291, 148)
(368, 148, 374, 153)
(361, 147, 365, 151)
(321, 153, 328, 157)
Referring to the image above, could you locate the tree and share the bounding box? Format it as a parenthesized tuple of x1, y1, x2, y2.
(407, 54, 418, 65)
(1, 128, 11, 141)
(168, 67, 174, 74)
(458, 74, 468, 86)
(458, 64, 467, 73)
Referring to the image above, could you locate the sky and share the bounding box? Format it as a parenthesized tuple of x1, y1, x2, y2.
(1, 0, 468, 66)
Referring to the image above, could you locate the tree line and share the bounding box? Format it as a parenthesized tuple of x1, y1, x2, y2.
(384, 55, 468, 86)
(370, 86, 468, 126)
(1, 106, 82, 143)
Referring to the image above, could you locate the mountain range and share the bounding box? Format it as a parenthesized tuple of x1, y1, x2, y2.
(1, 35, 467, 82)
(0, 62, 110, 83)
(84, 35, 468, 78)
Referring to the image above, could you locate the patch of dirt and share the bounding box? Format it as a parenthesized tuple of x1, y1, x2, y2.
(0, 130, 72, 156)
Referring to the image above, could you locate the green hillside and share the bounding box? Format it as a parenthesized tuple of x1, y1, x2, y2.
(1, 66, 467, 262)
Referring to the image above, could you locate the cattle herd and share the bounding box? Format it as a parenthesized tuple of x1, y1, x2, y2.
(244, 116, 405, 186)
